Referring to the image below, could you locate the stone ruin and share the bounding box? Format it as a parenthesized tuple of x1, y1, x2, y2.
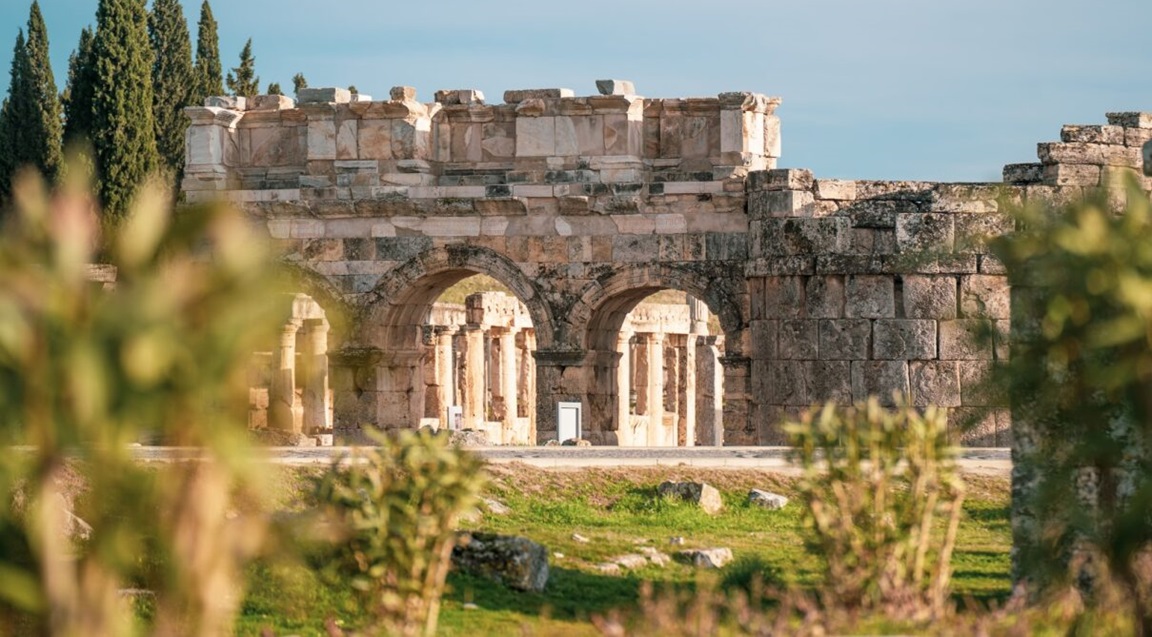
(182, 80, 1152, 452)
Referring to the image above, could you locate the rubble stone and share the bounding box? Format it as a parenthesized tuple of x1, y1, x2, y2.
(657, 481, 723, 514)
(452, 532, 549, 592)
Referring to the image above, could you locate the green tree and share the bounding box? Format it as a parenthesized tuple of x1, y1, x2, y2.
(266, 82, 281, 96)
(148, 0, 194, 181)
(225, 38, 259, 98)
(62, 26, 96, 147)
(191, 0, 222, 104)
(90, 0, 159, 219)
(0, 32, 27, 204)
(292, 72, 307, 95)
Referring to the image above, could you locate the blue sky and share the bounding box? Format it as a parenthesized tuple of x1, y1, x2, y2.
(2, 0, 1150, 182)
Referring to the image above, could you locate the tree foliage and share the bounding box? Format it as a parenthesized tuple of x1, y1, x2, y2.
(148, 0, 194, 181)
(225, 38, 259, 99)
(292, 72, 307, 95)
(191, 0, 222, 104)
(62, 26, 96, 148)
(266, 82, 281, 96)
(992, 179, 1152, 634)
(90, 0, 159, 219)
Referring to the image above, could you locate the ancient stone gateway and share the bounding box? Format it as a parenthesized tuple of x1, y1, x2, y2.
(183, 83, 1152, 447)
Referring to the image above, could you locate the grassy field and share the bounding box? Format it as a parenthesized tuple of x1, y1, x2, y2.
(234, 463, 1012, 636)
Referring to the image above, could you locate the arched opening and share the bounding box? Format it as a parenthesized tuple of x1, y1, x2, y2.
(577, 265, 747, 447)
(351, 246, 552, 444)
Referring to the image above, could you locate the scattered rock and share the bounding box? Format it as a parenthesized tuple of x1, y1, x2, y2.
(657, 481, 723, 514)
(675, 548, 734, 569)
(561, 438, 592, 447)
(553, 552, 565, 559)
(609, 553, 650, 569)
(571, 533, 590, 543)
(462, 602, 479, 610)
(452, 532, 549, 592)
(483, 498, 511, 515)
(748, 489, 789, 510)
(669, 536, 685, 545)
(449, 429, 489, 447)
(639, 547, 672, 567)
(596, 562, 621, 575)
(543, 440, 561, 447)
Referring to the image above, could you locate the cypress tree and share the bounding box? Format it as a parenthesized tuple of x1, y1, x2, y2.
(225, 38, 259, 99)
(20, 2, 64, 184)
(63, 26, 96, 147)
(90, 0, 159, 219)
(292, 72, 307, 95)
(0, 32, 28, 203)
(191, 0, 222, 104)
(266, 82, 281, 96)
(148, 0, 194, 180)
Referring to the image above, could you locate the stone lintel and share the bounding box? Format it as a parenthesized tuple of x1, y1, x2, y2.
(504, 88, 575, 103)
(298, 87, 353, 105)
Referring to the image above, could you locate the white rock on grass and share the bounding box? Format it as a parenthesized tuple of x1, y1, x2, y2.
(657, 481, 723, 514)
(748, 489, 789, 510)
(675, 548, 734, 569)
(571, 533, 590, 543)
(483, 498, 511, 515)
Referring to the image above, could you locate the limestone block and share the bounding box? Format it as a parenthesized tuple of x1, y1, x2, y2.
(452, 532, 549, 592)
(434, 89, 486, 105)
(873, 319, 937, 360)
(903, 275, 957, 319)
(779, 319, 818, 360)
(1043, 163, 1101, 186)
(939, 319, 993, 360)
(749, 319, 778, 359)
(357, 120, 393, 160)
(336, 119, 358, 159)
(851, 361, 909, 404)
(205, 95, 246, 110)
(612, 235, 660, 262)
(1061, 124, 1125, 145)
(750, 191, 816, 218)
(748, 168, 814, 192)
(896, 213, 955, 252)
(809, 360, 853, 402)
(504, 88, 574, 103)
(958, 360, 1005, 406)
(1037, 142, 1106, 165)
(766, 360, 809, 405)
(298, 87, 352, 104)
(595, 79, 636, 96)
(748, 489, 788, 510)
(909, 361, 961, 407)
(719, 108, 743, 154)
(389, 86, 417, 101)
(806, 275, 845, 318)
(374, 236, 433, 261)
(391, 118, 431, 159)
(846, 275, 895, 319)
(516, 116, 555, 156)
(819, 319, 871, 360)
(250, 94, 295, 110)
(815, 179, 857, 201)
(764, 115, 782, 158)
(350, 94, 373, 102)
(1002, 162, 1043, 184)
(657, 481, 723, 514)
(307, 120, 337, 160)
(1105, 112, 1152, 128)
(1144, 141, 1152, 177)
(756, 218, 849, 255)
(955, 408, 1011, 447)
(554, 116, 579, 155)
(675, 548, 733, 569)
(960, 275, 1009, 319)
(955, 213, 1013, 253)
(1126, 127, 1152, 148)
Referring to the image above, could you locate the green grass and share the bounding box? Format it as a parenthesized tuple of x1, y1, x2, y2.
(231, 464, 1012, 636)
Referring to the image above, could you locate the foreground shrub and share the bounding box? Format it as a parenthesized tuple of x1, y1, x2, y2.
(0, 169, 287, 635)
(314, 428, 487, 637)
(786, 398, 965, 617)
(991, 177, 1152, 634)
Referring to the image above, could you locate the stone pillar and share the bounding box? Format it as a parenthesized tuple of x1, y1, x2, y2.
(679, 335, 697, 448)
(688, 295, 710, 335)
(269, 321, 301, 432)
(499, 328, 519, 444)
(664, 337, 682, 445)
(584, 348, 622, 446)
(376, 350, 424, 431)
(721, 354, 753, 446)
(616, 331, 633, 446)
(301, 319, 331, 435)
(520, 331, 537, 440)
(533, 348, 586, 444)
(646, 333, 666, 446)
(436, 328, 456, 426)
(460, 326, 486, 430)
(696, 336, 724, 446)
(180, 106, 242, 198)
(634, 333, 652, 417)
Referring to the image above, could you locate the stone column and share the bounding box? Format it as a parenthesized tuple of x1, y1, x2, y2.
(679, 335, 697, 448)
(696, 336, 724, 446)
(533, 348, 586, 444)
(721, 354, 753, 446)
(436, 328, 456, 427)
(583, 348, 622, 446)
(616, 331, 633, 446)
(301, 319, 331, 436)
(646, 333, 665, 446)
(688, 295, 710, 335)
(499, 328, 519, 444)
(269, 321, 301, 432)
(460, 326, 486, 430)
(664, 337, 682, 445)
(520, 331, 537, 440)
(180, 106, 242, 198)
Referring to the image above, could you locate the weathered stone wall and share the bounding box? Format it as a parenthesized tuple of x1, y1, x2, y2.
(181, 80, 1152, 448)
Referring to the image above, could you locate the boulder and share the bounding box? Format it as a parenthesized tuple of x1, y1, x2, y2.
(561, 438, 592, 447)
(482, 498, 511, 515)
(675, 548, 734, 569)
(452, 532, 549, 592)
(748, 489, 789, 510)
(639, 546, 672, 567)
(657, 481, 723, 514)
(449, 429, 489, 447)
(609, 553, 649, 569)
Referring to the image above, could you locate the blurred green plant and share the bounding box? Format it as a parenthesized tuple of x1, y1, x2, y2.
(0, 164, 288, 636)
(786, 398, 965, 618)
(313, 428, 487, 637)
(990, 176, 1152, 634)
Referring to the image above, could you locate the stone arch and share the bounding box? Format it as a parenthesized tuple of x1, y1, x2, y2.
(347, 244, 555, 435)
(573, 264, 748, 447)
(359, 244, 555, 352)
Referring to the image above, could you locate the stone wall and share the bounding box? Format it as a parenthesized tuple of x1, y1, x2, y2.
(181, 80, 1152, 448)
